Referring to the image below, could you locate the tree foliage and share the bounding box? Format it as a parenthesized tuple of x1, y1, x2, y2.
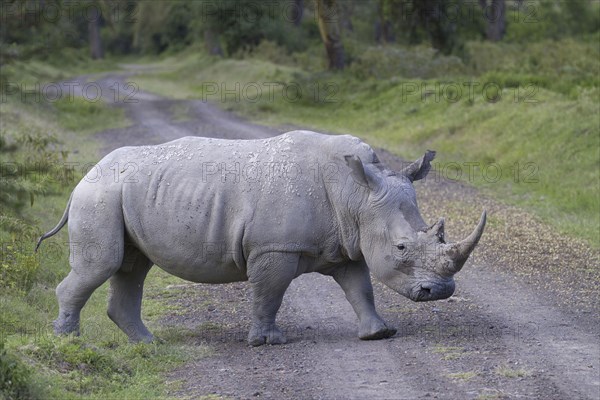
(201, 0, 314, 55)
(1, 0, 598, 67)
(0, 124, 70, 238)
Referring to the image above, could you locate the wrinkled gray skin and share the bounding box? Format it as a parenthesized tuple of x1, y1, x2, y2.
(37, 131, 486, 346)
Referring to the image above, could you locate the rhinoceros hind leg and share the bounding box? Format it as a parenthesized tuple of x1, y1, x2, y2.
(54, 187, 126, 337)
(107, 245, 154, 343)
(54, 269, 116, 336)
(246, 252, 298, 346)
(329, 261, 397, 341)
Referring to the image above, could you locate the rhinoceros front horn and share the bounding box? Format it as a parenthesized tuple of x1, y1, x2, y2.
(445, 210, 487, 273)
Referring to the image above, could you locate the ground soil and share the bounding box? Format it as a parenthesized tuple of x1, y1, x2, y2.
(80, 68, 599, 400)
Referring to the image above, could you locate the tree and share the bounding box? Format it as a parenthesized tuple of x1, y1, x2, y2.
(204, 28, 223, 56)
(201, 0, 297, 55)
(339, 0, 355, 32)
(409, 0, 458, 52)
(479, 0, 506, 41)
(381, 0, 462, 54)
(375, 0, 395, 43)
(290, 0, 304, 26)
(315, 0, 345, 70)
(89, 13, 104, 59)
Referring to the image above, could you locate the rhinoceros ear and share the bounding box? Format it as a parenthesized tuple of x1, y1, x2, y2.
(344, 155, 381, 190)
(401, 150, 436, 182)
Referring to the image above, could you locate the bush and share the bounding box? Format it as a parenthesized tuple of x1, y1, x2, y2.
(236, 40, 295, 65)
(464, 38, 600, 97)
(465, 38, 600, 77)
(203, 0, 312, 56)
(0, 125, 67, 294)
(349, 45, 466, 80)
(0, 130, 66, 227)
(133, 1, 195, 54)
(0, 244, 40, 294)
(0, 340, 33, 400)
(505, 0, 600, 43)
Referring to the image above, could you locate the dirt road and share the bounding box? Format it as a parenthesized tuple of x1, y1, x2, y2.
(78, 69, 599, 400)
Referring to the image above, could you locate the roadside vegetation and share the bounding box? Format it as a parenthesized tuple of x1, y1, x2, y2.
(1, 1, 598, 398)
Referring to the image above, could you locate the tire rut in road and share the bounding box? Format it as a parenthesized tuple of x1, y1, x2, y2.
(458, 267, 600, 399)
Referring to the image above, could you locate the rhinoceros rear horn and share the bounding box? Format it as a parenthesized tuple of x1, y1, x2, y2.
(445, 210, 487, 273)
(427, 218, 445, 242)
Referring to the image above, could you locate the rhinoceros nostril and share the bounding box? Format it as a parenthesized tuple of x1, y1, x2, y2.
(420, 286, 431, 294)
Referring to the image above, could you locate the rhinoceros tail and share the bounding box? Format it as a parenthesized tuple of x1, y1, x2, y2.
(35, 191, 73, 253)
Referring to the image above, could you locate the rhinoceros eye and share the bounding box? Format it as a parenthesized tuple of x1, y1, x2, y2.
(397, 244, 406, 251)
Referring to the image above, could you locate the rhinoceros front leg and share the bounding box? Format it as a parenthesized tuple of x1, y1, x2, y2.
(246, 252, 298, 346)
(329, 261, 397, 340)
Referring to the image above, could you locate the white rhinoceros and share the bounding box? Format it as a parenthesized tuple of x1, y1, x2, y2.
(37, 131, 485, 346)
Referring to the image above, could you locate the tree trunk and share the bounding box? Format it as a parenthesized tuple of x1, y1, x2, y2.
(481, 0, 506, 41)
(204, 29, 223, 56)
(375, 0, 394, 43)
(89, 13, 103, 59)
(340, 0, 354, 32)
(411, 0, 454, 52)
(315, 0, 345, 70)
(290, 0, 304, 26)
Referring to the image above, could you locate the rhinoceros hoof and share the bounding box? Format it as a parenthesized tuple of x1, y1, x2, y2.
(128, 334, 155, 344)
(358, 320, 397, 340)
(53, 318, 80, 336)
(248, 324, 287, 346)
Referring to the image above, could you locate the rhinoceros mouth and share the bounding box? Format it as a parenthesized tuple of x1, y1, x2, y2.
(413, 286, 433, 302)
(415, 287, 431, 301)
(411, 280, 455, 302)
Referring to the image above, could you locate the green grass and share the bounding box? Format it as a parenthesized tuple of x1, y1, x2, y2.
(447, 371, 478, 382)
(433, 346, 466, 361)
(3, 333, 207, 399)
(476, 391, 504, 400)
(494, 365, 531, 378)
(53, 97, 129, 134)
(1, 50, 123, 88)
(132, 39, 599, 247)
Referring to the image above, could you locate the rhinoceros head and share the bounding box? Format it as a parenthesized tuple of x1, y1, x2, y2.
(344, 152, 486, 302)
